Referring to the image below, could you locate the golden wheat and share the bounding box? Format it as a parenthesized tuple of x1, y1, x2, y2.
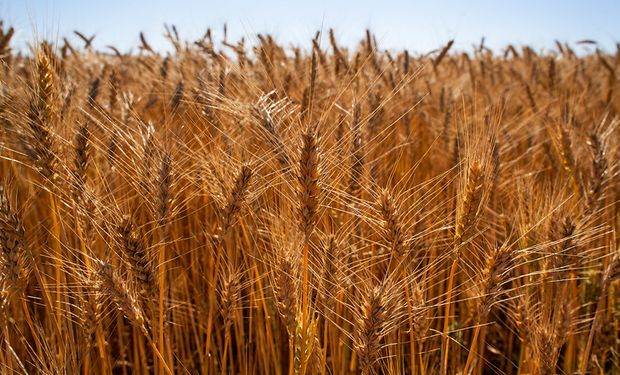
(0, 23, 619, 375)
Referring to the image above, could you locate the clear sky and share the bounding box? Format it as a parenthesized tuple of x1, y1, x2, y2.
(2, 0, 619, 54)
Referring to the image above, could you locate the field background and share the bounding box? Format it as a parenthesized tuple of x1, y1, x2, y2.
(0, 2, 620, 374)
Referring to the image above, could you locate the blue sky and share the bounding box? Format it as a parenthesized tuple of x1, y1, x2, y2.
(2, 0, 619, 54)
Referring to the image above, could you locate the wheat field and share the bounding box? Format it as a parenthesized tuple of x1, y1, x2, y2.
(0, 23, 619, 374)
